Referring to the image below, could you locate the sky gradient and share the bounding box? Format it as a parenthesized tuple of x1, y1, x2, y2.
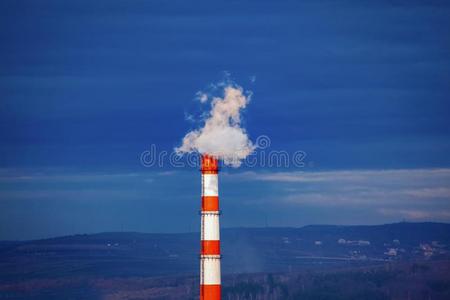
(1, 0, 449, 239)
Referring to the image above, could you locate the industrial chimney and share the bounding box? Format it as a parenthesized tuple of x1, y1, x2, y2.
(200, 154, 221, 300)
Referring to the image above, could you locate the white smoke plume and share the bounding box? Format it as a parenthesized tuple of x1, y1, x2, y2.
(176, 83, 255, 167)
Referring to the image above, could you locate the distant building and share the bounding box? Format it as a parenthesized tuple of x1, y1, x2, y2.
(357, 240, 371, 246)
(338, 239, 370, 246)
(385, 248, 397, 256)
(282, 237, 291, 244)
(420, 243, 433, 258)
(432, 241, 444, 248)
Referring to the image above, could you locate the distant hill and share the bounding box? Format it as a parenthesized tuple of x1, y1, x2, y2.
(1, 222, 449, 282)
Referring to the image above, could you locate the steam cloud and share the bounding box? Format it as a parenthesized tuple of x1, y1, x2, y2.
(176, 83, 255, 167)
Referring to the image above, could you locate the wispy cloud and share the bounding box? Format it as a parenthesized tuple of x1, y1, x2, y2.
(0, 169, 149, 183)
(226, 168, 450, 222)
(378, 208, 450, 221)
(2, 167, 450, 238)
(248, 168, 450, 185)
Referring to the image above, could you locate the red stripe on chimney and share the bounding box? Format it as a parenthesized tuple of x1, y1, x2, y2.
(202, 196, 219, 211)
(201, 240, 220, 255)
(200, 285, 221, 300)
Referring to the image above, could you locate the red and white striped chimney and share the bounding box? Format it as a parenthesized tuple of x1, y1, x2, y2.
(200, 154, 221, 300)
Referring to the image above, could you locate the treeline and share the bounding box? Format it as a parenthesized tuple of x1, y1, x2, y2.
(221, 261, 450, 300)
(2, 261, 449, 299)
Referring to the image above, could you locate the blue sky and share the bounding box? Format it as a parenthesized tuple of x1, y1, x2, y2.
(1, 0, 449, 239)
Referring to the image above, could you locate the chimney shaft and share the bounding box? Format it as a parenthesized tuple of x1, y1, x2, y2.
(200, 154, 221, 300)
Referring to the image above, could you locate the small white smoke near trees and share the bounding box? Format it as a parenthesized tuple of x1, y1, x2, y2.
(176, 82, 255, 167)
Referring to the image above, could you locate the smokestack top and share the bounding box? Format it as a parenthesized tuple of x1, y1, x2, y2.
(201, 154, 219, 174)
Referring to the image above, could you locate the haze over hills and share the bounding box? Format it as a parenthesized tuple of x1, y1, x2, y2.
(1, 222, 450, 299)
(1, 222, 449, 281)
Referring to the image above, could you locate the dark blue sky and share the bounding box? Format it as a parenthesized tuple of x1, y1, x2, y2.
(1, 0, 449, 239)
